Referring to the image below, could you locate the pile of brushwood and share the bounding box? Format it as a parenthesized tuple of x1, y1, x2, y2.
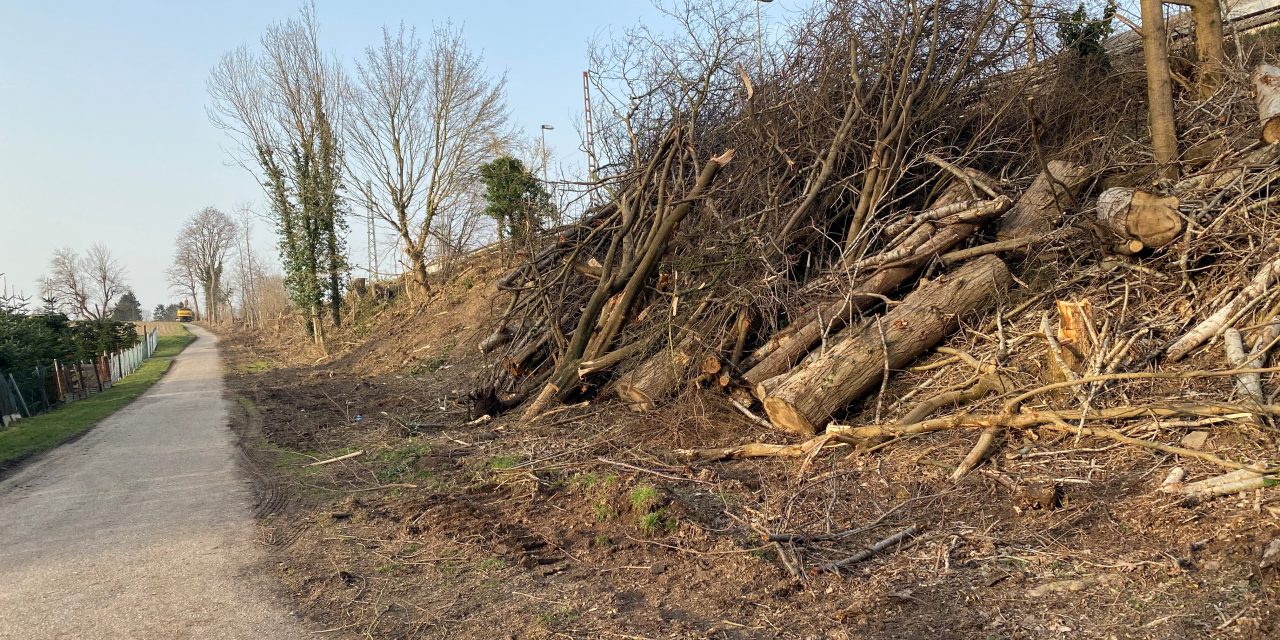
(476, 0, 1280, 506)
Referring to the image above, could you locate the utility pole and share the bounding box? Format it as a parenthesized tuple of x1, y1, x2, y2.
(540, 124, 554, 186)
(582, 70, 599, 197)
(755, 0, 772, 77)
(365, 181, 379, 281)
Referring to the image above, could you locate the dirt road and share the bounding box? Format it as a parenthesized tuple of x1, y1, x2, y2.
(0, 327, 305, 639)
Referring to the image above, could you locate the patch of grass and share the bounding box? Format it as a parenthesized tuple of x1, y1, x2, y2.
(487, 454, 521, 471)
(570, 471, 600, 492)
(237, 359, 274, 373)
(629, 484, 659, 512)
(375, 561, 403, 574)
(0, 331, 196, 467)
(374, 442, 432, 483)
(477, 556, 508, 572)
(637, 509, 672, 536)
(593, 500, 617, 522)
(537, 608, 580, 629)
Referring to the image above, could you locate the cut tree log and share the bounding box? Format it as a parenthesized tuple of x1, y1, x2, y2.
(615, 335, 697, 411)
(762, 255, 1013, 436)
(742, 190, 1010, 389)
(996, 161, 1089, 242)
(1095, 187, 1183, 249)
(1251, 64, 1280, 145)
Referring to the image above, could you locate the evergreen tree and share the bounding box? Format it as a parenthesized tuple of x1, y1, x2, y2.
(110, 290, 143, 321)
(152, 303, 180, 321)
(478, 156, 551, 245)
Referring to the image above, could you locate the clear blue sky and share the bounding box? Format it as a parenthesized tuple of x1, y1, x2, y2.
(0, 1, 804, 314)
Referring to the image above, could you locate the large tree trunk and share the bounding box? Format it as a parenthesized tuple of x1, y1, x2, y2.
(762, 255, 1013, 436)
(614, 336, 697, 411)
(995, 161, 1089, 242)
(1140, 0, 1180, 180)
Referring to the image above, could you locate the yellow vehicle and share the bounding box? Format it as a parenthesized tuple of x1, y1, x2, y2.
(176, 301, 194, 323)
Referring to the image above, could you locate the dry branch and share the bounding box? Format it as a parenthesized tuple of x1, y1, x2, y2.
(1165, 252, 1280, 362)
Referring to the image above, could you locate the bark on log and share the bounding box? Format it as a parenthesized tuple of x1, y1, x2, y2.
(996, 161, 1089, 242)
(742, 189, 1008, 389)
(1096, 187, 1183, 249)
(615, 336, 697, 412)
(1252, 64, 1280, 145)
(480, 326, 513, 353)
(762, 255, 1013, 436)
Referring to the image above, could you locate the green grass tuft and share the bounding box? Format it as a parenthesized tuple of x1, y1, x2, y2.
(629, 484, 659, 512)
(0, 331, 196, 467)
(374, 442, 432, 483)
(486, 454, 520, 471)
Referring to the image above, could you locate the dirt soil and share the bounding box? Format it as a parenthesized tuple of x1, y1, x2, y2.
(222, 272, 1280, 639)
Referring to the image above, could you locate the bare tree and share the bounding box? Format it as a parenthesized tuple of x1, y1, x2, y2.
(166, 257, 202, 320)
(43, 245, 127, 320)
(231, 205, 262, 326)
(208, 2, 348, 345)
(346, 22, 508, 296)
(1185, 0, 1226, 96)
(175, 207, 239, 324)
(43, 249, 90, 318)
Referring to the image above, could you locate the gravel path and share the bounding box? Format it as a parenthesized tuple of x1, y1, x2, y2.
(0, 326, 306, 639)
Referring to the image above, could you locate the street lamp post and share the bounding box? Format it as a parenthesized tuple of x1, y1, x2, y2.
(539, 124, 555, 224)
(539, 124, 554, 186)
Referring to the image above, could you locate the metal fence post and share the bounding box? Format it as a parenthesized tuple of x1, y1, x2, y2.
(7, 374, 30, 417)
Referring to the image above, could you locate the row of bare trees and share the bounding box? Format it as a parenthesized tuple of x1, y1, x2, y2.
(40, 245, 128, 321)
(207, 2, 516, 345)
(166, 206, 291, 327)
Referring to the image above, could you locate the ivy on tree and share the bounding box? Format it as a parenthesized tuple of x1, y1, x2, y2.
(1057, 1, 1117, 71)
